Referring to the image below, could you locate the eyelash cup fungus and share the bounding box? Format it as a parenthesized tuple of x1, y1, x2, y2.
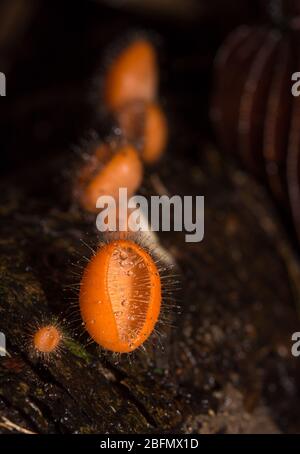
(29, 323, 64, 360)
(116, 101, 168, 165)
(103, 38, 158, 111)
(76, 143, 143, 213)
(100, 34, 168, 165)
(79, 238, 162, 353)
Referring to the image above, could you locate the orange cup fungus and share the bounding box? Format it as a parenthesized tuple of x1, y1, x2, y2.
(101, 36, 168, 164)
(104, 39, 158, 111)
(117, 102, 168, 165)
(77, 143, 143, 213)
(79, 239, 162, 353)
(32, 325, 62, 356)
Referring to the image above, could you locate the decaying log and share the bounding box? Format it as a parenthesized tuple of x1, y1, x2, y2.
(0, 145, 300, 434)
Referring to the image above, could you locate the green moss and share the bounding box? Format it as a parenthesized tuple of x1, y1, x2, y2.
(64, 338, 92, 363)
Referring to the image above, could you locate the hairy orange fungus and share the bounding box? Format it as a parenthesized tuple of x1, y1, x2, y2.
(104, 39, 158, 111)
(79, 239, 162, 353)
(79, 144, 143, 213)
(33, 325, 61, 354)
(116, 102, 168, 164)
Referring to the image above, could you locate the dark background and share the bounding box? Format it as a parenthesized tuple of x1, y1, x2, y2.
(0, 0, 262, 176)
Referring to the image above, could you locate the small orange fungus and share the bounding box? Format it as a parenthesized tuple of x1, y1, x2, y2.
(79, 144, 143, 213)
(104, 39, 158, 111)
(117, 102, 168, 164)
(33, 325, 61, 354)
(79, 239, 162, 353)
